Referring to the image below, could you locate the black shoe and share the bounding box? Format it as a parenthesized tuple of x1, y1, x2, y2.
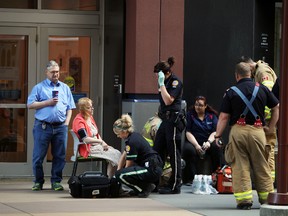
(237, 202, 252, 210)
(183, 181, 193, 186)
(128, 190, 139, 196)
(152, 186, 159, 193)
(158, 186, 181, 194)
(138, 184, 156, 198)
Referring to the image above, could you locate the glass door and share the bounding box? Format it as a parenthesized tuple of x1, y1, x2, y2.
(40, 28, 102, 175)
(0, 27, 36, 175)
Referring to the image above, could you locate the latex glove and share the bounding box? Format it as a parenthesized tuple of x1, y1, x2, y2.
(158, 71, 165, 87)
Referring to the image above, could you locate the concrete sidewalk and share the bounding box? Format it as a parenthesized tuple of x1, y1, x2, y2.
(0, 178, 262, 216)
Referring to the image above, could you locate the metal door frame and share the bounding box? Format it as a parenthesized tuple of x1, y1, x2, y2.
(0, 26, 37, 176)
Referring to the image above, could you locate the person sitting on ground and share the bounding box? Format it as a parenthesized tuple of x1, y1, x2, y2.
(182, 96, 223, 185)
(113, 114, 163, 198)
(72, 97, 121, 178)
(141, 112, 162, 147)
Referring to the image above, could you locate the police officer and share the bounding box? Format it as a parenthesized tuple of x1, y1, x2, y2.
(113, 114, 163, 198)
(215, 62, 279, 210)
(153, 56, 184, 194)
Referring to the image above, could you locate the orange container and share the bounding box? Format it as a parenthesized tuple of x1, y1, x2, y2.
(216, 166, 233, 194)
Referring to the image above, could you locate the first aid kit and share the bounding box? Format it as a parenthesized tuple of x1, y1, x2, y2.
(68, 171, 116, 198)
(212, 165, 233, 194)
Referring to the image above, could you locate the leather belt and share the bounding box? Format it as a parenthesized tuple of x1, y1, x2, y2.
(36, 119, 64, 126)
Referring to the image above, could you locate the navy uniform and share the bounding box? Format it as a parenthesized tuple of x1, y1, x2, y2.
(153, 73, 183, 194)
(221, 77, 279, 207)
(115, 132, 163, 196)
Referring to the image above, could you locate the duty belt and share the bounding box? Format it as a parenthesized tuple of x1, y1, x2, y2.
(36, 119, 64, 126)
(159, 111, 179, 120)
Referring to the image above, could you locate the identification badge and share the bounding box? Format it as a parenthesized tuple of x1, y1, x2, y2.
(42, 122, 46, 130)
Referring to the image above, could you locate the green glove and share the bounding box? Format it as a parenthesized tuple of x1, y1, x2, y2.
(158, 71, 165, 87)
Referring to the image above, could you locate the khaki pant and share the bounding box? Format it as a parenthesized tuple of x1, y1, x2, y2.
(225, 124, 274, 204)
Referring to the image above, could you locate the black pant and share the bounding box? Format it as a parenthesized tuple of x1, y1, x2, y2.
(115, 156, 162, 192)
(182, 140, 223, 183)
(153, 117, 182, 190)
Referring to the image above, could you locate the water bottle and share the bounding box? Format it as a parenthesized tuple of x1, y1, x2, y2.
(206, 175, 218, 194)
(199, 147, 206, 159)
(191, 175, 201, 194)
(199, 175, 207, 194)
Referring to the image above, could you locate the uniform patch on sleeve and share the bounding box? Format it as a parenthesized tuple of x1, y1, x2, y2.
(125, 145, 131, 153)
(223, 88, 230, 98)
(172, 80, 179, 88)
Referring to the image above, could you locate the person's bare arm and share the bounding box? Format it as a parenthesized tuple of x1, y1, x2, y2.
(215, 112, 230, 147)
(159, 85, 175, 105)
(117, 151, 127, 170)
(64, 109, 73, 125)
(27, 98, 57, 109)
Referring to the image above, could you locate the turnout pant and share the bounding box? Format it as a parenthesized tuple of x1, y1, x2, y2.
(225, 124, 274, 205)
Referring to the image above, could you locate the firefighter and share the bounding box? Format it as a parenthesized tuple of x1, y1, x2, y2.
(240, 56, 278, 181)
(215, 62, 279, 210)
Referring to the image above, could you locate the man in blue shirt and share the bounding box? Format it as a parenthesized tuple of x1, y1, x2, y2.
(27, 60, 76, 191)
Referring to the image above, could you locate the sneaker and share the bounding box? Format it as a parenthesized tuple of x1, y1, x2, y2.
(32, 183, 43, 191)
(237, 202, 253, 210)
(138, 184, 156, 198)
(51, 182, 64, 191)
(158, 186, 181, 194)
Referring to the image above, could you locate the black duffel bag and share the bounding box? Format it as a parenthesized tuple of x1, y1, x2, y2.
(68, 175, 82, 198)
(80, 171, 110, 198)
(68, 171, 111, 198)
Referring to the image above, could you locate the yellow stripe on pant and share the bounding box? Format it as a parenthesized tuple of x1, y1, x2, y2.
(234, 190, 253, 202)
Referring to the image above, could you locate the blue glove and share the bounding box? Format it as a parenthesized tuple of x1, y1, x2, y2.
(158, 71, 165, 87)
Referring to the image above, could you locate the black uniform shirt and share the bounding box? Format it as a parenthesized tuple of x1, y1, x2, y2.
(220, 78, 279, 126)
(159, 73, 183, 113)
(125, 132, 158, 167)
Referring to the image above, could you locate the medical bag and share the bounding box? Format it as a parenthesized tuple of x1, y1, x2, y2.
(68, 171, 111, 198)
(212, 165, 233, 194)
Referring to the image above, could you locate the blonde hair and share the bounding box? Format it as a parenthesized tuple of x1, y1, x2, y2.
(77, 97, 92, 120)
(113, 114, 134, 134)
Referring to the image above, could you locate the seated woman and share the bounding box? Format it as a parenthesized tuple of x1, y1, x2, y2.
(113, 114, 163, 198)
(182, 96, 223, 185)
(72, 97, 121, 178)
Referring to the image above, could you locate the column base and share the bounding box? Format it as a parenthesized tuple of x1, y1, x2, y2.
(268, 192, 288, 205)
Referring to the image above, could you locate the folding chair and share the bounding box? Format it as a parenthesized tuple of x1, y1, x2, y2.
(69, 129, 107, 176)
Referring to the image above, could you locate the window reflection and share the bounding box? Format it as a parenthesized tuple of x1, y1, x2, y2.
(0, 35, 28, 162)
(48, 35, 91, 161)
(0, 0, 37, 9)
(42, 0, 99, 11)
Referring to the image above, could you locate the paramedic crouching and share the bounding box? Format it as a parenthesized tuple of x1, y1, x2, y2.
(113, 114, 163, 198)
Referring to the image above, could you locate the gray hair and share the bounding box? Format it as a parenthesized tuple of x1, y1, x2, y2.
(46, 60, 59, 72)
